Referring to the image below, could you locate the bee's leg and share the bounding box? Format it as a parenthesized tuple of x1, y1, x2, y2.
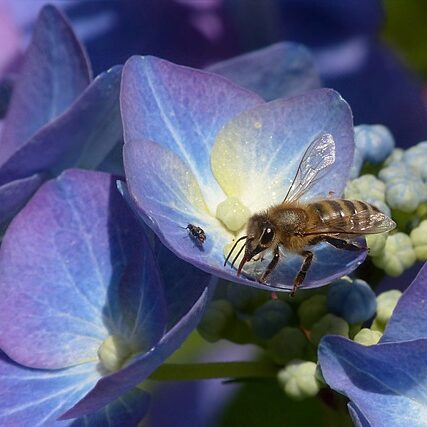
(291, 250, 313, 296)
(323, 236, 367, 251)
(259, 246, 280, 283)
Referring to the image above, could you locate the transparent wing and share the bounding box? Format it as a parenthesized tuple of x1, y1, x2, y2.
(306, 206, 396, 235)
(283, 133, 336, 203)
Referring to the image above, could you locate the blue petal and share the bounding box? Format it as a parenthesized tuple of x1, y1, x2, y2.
(319, 336, 427, 427)
(120, 55, 263, 209)
(0, 352, 150, 427)
(69, 389, 150, 427)
(348, 403, 371, 427)
(123, 138, 234, 280)
(0, 5, 91, 164)
(0, 169, 165, 369)
(211, 89, 355, 212)
(0, 66, 123, 185)
(155, 243, 214, 329)
(111, 232, 167, 351)
(60, 283, 213, 419)
(116, 181, 214, 327)
(207, 42, 321, 101)
(0, 351, 97, 427)
(382, 263, 427, 343)
(239, 240, 367, 291)
(0, 174, 44, 226)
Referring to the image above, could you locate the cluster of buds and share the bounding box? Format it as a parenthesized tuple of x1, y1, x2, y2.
(198, 278, 401, 400)
(346, 125, 427, 276)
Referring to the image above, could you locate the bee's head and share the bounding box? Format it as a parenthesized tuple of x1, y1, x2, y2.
(237, 214, 276, 275)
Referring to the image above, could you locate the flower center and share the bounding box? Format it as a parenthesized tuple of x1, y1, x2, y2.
(216, 196, 251, 232)
(97, 335, 133, 372)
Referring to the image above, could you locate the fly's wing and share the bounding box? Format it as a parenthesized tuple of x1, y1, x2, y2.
(306, 205, 396, 235)
(283, 134, 336, 203)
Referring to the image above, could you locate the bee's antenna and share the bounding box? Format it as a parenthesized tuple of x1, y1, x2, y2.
(224, 235, 247, 266)
(231, 241, 247, 269)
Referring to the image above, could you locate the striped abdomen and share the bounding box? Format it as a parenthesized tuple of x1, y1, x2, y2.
(307, 199, 387, 234)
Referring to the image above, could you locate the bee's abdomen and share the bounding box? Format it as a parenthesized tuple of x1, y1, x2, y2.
(311, 199, 379, 224)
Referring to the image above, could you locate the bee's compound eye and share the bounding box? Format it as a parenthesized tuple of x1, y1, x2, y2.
(260, 227, 275, 245)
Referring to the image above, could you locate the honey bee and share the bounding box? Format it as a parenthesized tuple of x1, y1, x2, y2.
(224, 133, 396, 295)
(183, 223, 206, 246)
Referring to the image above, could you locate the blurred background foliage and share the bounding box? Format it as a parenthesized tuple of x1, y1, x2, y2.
(383, 0, 427, 78)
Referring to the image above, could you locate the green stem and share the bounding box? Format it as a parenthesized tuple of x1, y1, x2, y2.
(148, 361, 278, 381)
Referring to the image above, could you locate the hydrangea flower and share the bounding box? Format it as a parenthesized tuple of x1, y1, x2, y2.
(0, 169, 212, 425)
(0, 5, 123, 228)
(121, 55, 366, 292)
(319, 262, 427, 427)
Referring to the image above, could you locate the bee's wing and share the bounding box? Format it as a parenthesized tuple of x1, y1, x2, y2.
(283, 134, 336, 203)
(306, 207, 396, 235)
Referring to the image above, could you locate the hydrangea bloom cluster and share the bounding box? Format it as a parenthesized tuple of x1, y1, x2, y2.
(1, 4, 427, 427)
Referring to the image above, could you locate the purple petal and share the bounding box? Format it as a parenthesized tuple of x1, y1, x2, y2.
(60, 282, 214, 419)
(120, 55, 263, 209)
(123, 138, 241, 284)
(112, 235, 167, 351)
(116, 181, 214, 327)
(207, 42, 321, 101)
(239, 240, 367, 291)
(155, 244, 214, 329)
(68, 389, 150, 427)
(319, 336, 427, 427)
(0, 169, 165, 369)
(348, 403, 370, 427)
(0, 173, 44, 226)
(0, 66, 122, 185)
(211, 89, 355, 212)
(0, 352, 97, 427)
(382, 263, 427, 343)
(0, 5, 91, 164)
(0, 352, 150, 427)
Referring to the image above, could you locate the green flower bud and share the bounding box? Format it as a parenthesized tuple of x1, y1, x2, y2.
(310, 314, 349, 346)
(371, 290, 402, 332)
(252, 300, 293, 341)
(277, 360, 320, 400)
(315, 364, 327, 385)
(197, 299, 234, 342)
(402, 141, 427, 180)
(267, 327, 308, 365)
(366, 233, 388, 256)
(353, 328, 383, 346)
(226, 284, 269, 314)
(298, 295, 328, 329)
(410, 220, 427, 261)
(372, 232, 416, 276)
(384, 148, 404, 166)
(344, 174, 386, 202)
